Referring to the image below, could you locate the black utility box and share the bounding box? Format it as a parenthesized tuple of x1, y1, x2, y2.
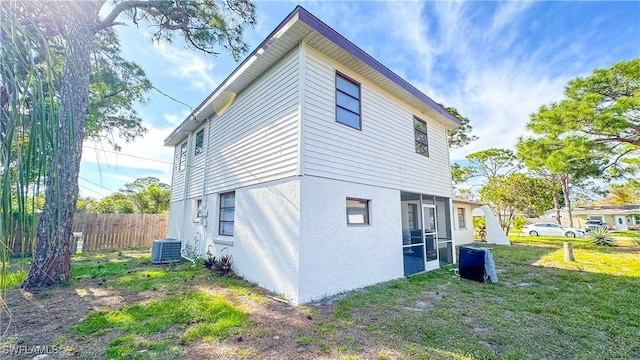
(459, 246, 498, 283)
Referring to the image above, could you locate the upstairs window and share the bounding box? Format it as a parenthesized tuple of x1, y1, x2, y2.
(194, 130, 204, 156)
(414, 117, 429, 157)
(178, 142, 188, 171)
(219, 192, 235, 236)
(336, 73, 361, 130)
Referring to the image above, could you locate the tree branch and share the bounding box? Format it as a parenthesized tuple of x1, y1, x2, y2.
(94, 1, 159, 32)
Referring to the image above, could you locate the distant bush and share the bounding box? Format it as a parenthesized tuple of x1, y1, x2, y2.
(512, 215, 526, 233)
(473, 216, 486, 241)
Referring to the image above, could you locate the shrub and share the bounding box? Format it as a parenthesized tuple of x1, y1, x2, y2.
(212, 254, 233, 276)
(203, 251, 216, 270)
(202, 251, 233, 276)
(511, 215, 526, 233)
(473, 216, 486, 241)
(588, 227, 614, 246)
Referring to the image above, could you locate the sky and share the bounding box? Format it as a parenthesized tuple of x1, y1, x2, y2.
(78, 1, 640, 199)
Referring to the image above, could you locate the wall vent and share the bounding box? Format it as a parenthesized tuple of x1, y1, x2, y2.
(151, 238, 182, 264)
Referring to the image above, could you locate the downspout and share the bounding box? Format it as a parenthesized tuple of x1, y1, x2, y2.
(200, 117, 211, 228)
(448, 198, 457, 264)
(200, 117, 212, 259)
(180, 131, 193, 257)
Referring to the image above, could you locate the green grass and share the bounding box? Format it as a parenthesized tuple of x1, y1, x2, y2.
(5, 242, 640, 359)
(610, 230, 640, 238)
(106, 335, 178, 360)
(1, 271, 25, 290)
(63, 250, 249, 358)
(330, 236, 640, 359)
(71, 290, 246, 358)
(72, 291, 245, 336)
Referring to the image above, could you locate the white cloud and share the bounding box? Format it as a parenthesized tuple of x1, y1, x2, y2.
(380, 1, 578, 162)
(152, 43, 218, 91)
(163, 110, 191, 126)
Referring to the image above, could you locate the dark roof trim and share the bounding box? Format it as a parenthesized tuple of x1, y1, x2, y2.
(165, 5, 460, 145)
(297, 7, 460, 126)
(164, 6, 304, 145)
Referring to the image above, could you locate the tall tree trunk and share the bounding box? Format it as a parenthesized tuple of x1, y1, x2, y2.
(561, 174, 574, 228)
(553, 191, 561, 225)
(505, 211, 514, 236)
(22, 3, 96, 290)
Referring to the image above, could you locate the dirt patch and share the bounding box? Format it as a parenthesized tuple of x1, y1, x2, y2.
(0, 257, 380, 360)
(1, 286, 94, 359)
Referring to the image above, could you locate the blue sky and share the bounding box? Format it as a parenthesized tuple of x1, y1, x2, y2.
(79, 1, 640, 198)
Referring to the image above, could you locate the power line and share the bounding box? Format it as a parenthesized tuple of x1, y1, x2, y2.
(78, 184, 109, 198)
(79, 176, 119, 194)
(83, 145, 209, 172)
(84, 146, 174, 165)
(152, 86, 195, 112)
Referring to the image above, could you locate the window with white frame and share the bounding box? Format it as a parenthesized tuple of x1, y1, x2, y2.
(219, 192, 235, 236)
(346, 198, 370, 225)
(178, 142, 187, 171)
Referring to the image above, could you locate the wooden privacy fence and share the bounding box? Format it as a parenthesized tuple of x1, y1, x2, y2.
(71, 213, 168, 252)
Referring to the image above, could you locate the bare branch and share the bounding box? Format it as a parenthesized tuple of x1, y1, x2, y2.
(94, 1, 157, 32)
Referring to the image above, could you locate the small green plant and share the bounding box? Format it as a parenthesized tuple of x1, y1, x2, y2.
(203, 250, 216, 270)
(168, 259, 180, 270)
(212, 254, 233, 276)
(181, 244, 200, 262)
(202, 249, 233, 276)
(588, 227, 614, 246)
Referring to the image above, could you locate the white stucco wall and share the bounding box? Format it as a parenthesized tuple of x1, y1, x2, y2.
(167, 201, 185, 240)
(179, 177, 301, 304)
(452, 203, 475, 246)
(298, 176, 404, 304)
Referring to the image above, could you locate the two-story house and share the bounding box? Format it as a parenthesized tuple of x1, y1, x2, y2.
(164, 6, 462, 304)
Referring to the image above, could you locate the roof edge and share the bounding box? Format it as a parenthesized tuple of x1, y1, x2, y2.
(164, 6, 304, 146)
(296, 7, 461, 126)
(164, 5, 461, 146)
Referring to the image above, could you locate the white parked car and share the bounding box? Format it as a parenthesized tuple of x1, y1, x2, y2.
(523, 223, 585, 238)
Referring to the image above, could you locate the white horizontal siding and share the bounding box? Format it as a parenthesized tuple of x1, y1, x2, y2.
(202, 47, 300, 194)
(302, 46, 452, 197)
(170, 141, 186, 202)
(186, 122, 209, 198)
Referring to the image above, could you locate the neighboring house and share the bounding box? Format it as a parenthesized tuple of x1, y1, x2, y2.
(452, 199, 476, 245)
(572, 205, 640, 231)
(165, 6, 464, 304)
(452, 199, 509, 245)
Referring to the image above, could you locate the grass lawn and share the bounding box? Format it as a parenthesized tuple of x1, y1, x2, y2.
(1, 237, 639, 359)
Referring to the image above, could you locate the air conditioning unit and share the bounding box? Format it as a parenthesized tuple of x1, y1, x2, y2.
(151, 238, 182, 264)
